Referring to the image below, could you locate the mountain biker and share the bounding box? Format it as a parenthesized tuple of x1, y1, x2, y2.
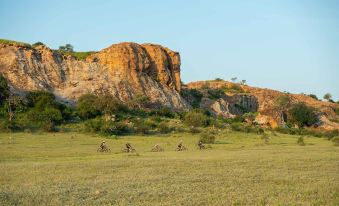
(100, 141, 106, 150)
(126, 143, 132, 152)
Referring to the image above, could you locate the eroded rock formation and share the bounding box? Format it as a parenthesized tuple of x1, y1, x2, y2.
(0, 42, 189, 110)
(186, 81, 339, 130)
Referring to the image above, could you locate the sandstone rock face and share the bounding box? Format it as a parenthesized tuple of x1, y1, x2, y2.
(187, 81, 339, 130)
(198, 95, 258, 118)
(0, 42, 189, 110)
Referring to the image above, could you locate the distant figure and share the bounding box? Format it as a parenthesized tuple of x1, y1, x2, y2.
(198, 141, 205, 150)
(100, 141, 106, 150)
(97, 140, 110, 152)
(151, 144, 164, 152)
(124, 143, 135, 153)
(176, 141, 187, 151)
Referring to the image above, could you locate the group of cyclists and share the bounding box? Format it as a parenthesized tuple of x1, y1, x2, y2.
(98, 140, 208, 152)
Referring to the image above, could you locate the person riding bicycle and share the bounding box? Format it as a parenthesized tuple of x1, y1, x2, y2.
(177, 141, 183, 150)
(100, 141, 106, 150)
(126, 143, 132, 152)
(198, 140, 204, 149)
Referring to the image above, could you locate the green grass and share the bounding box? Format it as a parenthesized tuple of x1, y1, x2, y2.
(0, 39, 31, 48)
(0, 131, 338, 205)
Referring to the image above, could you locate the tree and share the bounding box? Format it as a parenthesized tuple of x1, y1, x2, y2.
(0, 74, 9, 106)
(231, 77, 237, 82)
(323, 93, 332, 101)
(4, 95, 25, 121)
(32, 42, 45, 47)
(184, 111, 210, 127)
(77, 94, 101, 119)
(288, 103, 318, 127)
(214, 78, 223, 81)
(240, 80, 247, 85)
(59, 44, 74, 52)
(308, 94, 318, 100)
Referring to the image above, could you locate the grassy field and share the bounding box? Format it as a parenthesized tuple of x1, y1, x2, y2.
(0, 131, 338, 205)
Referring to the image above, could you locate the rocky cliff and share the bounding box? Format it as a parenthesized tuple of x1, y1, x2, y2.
(186, 81, 339, 130)
(0, 42, 189, 110)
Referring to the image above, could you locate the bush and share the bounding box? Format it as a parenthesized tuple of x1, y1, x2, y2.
(84, 118, 130, 136)
(261, 133, 270, 144)
(184, 111, 210, 127)
(0, 74, 9, 106)
(134, 120, 151, 134)
(308, 94, 318, 100)
(199, 129, 217, 143)
(157, 122, 172, 134)
(288, 103, 318, 127)
(207, 89, 224, 99)
(77, 94, 101, 119)
(94, 94, 128, 115)
(26, 91, 56, 108)
(150, 107, 175, 118)
(230, 122, 257, 133)
(297, 136, 305, 146)
(180, 89, 203, 108)
(32, 42, 45, 47)
(331, 137, 339, 146)
(0, 120, 21, 132)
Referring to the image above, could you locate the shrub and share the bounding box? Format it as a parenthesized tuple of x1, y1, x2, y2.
(84, 117, 103, 132)
(26, 91, 56, 108)
(207, 89, 224, 99)
(297, 136, 305, 146)
(134, 120, 151, 135)
(199, 129, 217, 143)
(223, 84, 244, 93)
(77, 94, 101, 119)
(95, 94, 128, 115)
(0, 74, 9, 106)
(184, 111, 209, 127)
(180, 89, 203, 108)
(331, 137, 339, 146)
(261, 133, 270, 144)
(32, 42, 45, 47)
(0, 120, 21, 132)
(288, 103, 318, 127)
(150, 107, 175, 118)
(257, 128, 265, 135)
(308, 94, 318, 100)
(157, 122, 172, 134)
(230, 122, 256, 133)
(189, 127, 202, 133)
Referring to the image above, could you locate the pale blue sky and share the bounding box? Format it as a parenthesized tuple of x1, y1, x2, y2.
(1, 0, 338, 100)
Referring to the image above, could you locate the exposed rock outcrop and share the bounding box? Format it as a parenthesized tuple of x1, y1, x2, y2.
(187, 81, 339, 130)
(0, 42, 189, 110)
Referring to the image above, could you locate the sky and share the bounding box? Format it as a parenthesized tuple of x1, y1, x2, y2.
(1, 0, 338, 100)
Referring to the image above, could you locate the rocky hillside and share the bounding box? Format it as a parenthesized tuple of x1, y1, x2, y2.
(0, 41, 189, 110)
(1, 40, 338, 130)
(185, 81, 339, 130)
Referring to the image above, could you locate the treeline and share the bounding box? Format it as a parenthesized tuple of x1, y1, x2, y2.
(0, 74, 338, 139)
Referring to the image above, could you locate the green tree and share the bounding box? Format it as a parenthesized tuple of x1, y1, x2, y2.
(32, 42, 45, 47)
(59, 44, 74, 52)
(184, 111, 210, 127)
(231, 77, 237, 82)
(0, 74, 9, 105)
(288, 103, 318, 127)
(26, 91, 56, 108)
(77, 94, 101, 119)
(308, 94, 318, 100)
(323, 93, 332, 101)
(94, 94, 127, 115)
